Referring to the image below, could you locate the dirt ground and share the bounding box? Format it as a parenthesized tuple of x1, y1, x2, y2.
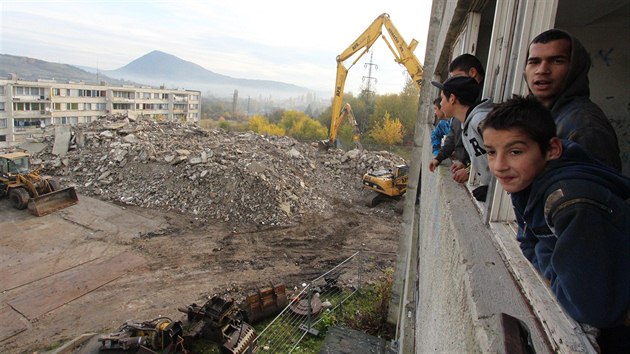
(0, 190, 402, 353)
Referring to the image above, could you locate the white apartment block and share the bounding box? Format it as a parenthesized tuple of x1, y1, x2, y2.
(0, 75, 201, 147)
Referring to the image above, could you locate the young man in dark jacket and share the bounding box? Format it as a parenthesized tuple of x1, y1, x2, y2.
(525, 29, 621, 171)
(482, 96, 630, 353)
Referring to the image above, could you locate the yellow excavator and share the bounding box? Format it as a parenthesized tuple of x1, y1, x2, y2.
(319, 13, 424, 152)
(321, 13, 422, 206)
(318, 102, 362, 150)
(362, 164, 409, 207)
(0, 151, 78, 216)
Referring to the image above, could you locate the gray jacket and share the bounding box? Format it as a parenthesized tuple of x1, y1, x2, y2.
(462, 99, 494, 185)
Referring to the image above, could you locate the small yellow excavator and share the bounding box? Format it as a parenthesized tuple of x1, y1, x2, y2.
(362, 164, 409, 207)
(0, 151, 78, 216)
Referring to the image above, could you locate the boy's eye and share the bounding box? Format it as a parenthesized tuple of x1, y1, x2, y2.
(509, 150, 523, 155)
(486, 150, 496, 156)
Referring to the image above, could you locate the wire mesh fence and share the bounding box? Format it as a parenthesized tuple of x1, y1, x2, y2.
(253, 251, 363, 353)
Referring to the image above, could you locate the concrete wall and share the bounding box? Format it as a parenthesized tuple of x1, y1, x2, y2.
(566, 17, 630, 173)
(411, 130, 551, 353)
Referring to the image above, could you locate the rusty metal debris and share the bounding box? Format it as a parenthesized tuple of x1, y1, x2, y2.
(289, 294, 323, 317)
(178, 296, 256, 354)
(241, 282, 288, 323)
(97, 317, 186, 353)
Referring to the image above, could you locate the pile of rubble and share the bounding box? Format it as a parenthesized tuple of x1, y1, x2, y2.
(32, 114, 407, 226)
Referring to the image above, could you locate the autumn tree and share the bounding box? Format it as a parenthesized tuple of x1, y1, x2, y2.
(248, 115, 285, 136)
(279, 110, 327, 141)
(369, 111, 404, 146)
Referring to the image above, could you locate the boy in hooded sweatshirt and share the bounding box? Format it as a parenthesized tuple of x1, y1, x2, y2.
(525, 29, 621, 171)
(431, 76, 494, 201)
(482, 96, 630, 353)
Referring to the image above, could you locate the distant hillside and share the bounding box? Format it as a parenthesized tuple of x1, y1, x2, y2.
(103, 50, 313, 98)
(0, 54, 125, 85)
(0, 51, 320, 99)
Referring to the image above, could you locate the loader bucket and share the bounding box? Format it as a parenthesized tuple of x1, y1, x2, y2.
(27, 187, 79, 216)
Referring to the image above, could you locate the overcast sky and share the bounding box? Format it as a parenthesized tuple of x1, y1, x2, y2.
(1, 0, 432, 95)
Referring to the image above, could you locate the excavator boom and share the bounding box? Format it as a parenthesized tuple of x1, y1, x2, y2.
(324, 13, 423, 150)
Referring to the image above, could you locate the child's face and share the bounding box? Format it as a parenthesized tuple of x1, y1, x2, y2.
(439, 92, 454, 118)
(482, 127, 549, 193)
(433, 104, 446, 119)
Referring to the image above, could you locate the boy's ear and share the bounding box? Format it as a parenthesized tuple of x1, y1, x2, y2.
(546, 137, 563, 161)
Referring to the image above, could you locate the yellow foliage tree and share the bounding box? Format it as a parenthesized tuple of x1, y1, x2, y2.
(248, 115, 285, 136)
(280, 110, 328, 141)
(369, 112, 404, 146)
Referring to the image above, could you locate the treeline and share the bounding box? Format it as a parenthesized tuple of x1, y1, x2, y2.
(199, 78, 419, 149)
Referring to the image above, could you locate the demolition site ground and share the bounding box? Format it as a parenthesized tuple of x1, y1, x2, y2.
(0, 116, 405, 353)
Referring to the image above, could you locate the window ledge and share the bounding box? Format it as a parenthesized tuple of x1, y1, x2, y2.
(488, 221, 599, 353)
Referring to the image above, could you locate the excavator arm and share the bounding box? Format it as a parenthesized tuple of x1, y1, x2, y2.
(319, 103, 363, 150)
(321, 13, 424, 151)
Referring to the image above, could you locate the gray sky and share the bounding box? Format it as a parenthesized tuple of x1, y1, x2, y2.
(1, 0, 432, 95)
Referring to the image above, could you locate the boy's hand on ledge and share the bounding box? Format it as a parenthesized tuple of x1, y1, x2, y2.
(428, 158, 440, 172)
(452, 169, 469, 183)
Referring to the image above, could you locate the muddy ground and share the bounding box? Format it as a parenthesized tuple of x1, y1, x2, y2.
(0, 190, 402, 353)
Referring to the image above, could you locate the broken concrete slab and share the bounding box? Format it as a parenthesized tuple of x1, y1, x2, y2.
(52, 125, 72, 156)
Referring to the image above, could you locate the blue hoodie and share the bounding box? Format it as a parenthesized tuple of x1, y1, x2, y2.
(511, 140, 630, 328)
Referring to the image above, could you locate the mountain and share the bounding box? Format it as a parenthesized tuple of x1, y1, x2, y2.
(102, 50, 314, 98)
(0, 54, 125, 85)
(0, 51, 321, 99)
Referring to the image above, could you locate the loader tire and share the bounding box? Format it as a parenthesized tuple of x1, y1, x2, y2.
(47, 179, 61, 191)
(9, 188, 30, 210)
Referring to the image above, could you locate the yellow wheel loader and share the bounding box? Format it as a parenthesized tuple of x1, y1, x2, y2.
(362, 164, 409, 207)
(0, 151, 78, 216)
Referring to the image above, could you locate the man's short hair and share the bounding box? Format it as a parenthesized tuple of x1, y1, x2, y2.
(482, 96, 557, 153)
(449, 54, 485, 78)
(531, 28, 572, 45)
(433, 97, 441, 108)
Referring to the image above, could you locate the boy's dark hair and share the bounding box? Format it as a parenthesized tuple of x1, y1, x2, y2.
(449, 54, 485, 78)
(433, 97, 441, 108)
(531, 28, 571, 45)
(442, 89, 477, 107)
(482, 96, 557, 153)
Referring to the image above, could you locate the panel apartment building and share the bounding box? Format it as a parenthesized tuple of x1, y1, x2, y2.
(0, 75, 200, 148)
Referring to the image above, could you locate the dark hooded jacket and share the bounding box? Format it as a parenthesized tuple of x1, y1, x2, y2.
(511, 141, 630, 328)
(434, 118, 469, 164)
(527, 30, 622, 171)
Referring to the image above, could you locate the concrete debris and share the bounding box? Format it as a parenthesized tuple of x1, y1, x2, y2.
(32, 114, 407, 226)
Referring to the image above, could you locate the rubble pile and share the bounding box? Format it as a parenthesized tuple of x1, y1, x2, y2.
(34, 115, 407, 226)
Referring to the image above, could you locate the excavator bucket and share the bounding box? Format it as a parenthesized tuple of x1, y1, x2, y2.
(318, 140, 333, 151)
(27, 187, 79, 216)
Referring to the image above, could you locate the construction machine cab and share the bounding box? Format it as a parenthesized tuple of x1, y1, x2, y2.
(0, 152, 30, 176)
(0, 151, 79, 216)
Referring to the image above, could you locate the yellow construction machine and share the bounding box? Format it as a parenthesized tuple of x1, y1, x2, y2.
(0, 151, 78, 216)
(362, 164, 409, 207)
(320, 13, 424, 151)
(318, 103, 362, 150)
